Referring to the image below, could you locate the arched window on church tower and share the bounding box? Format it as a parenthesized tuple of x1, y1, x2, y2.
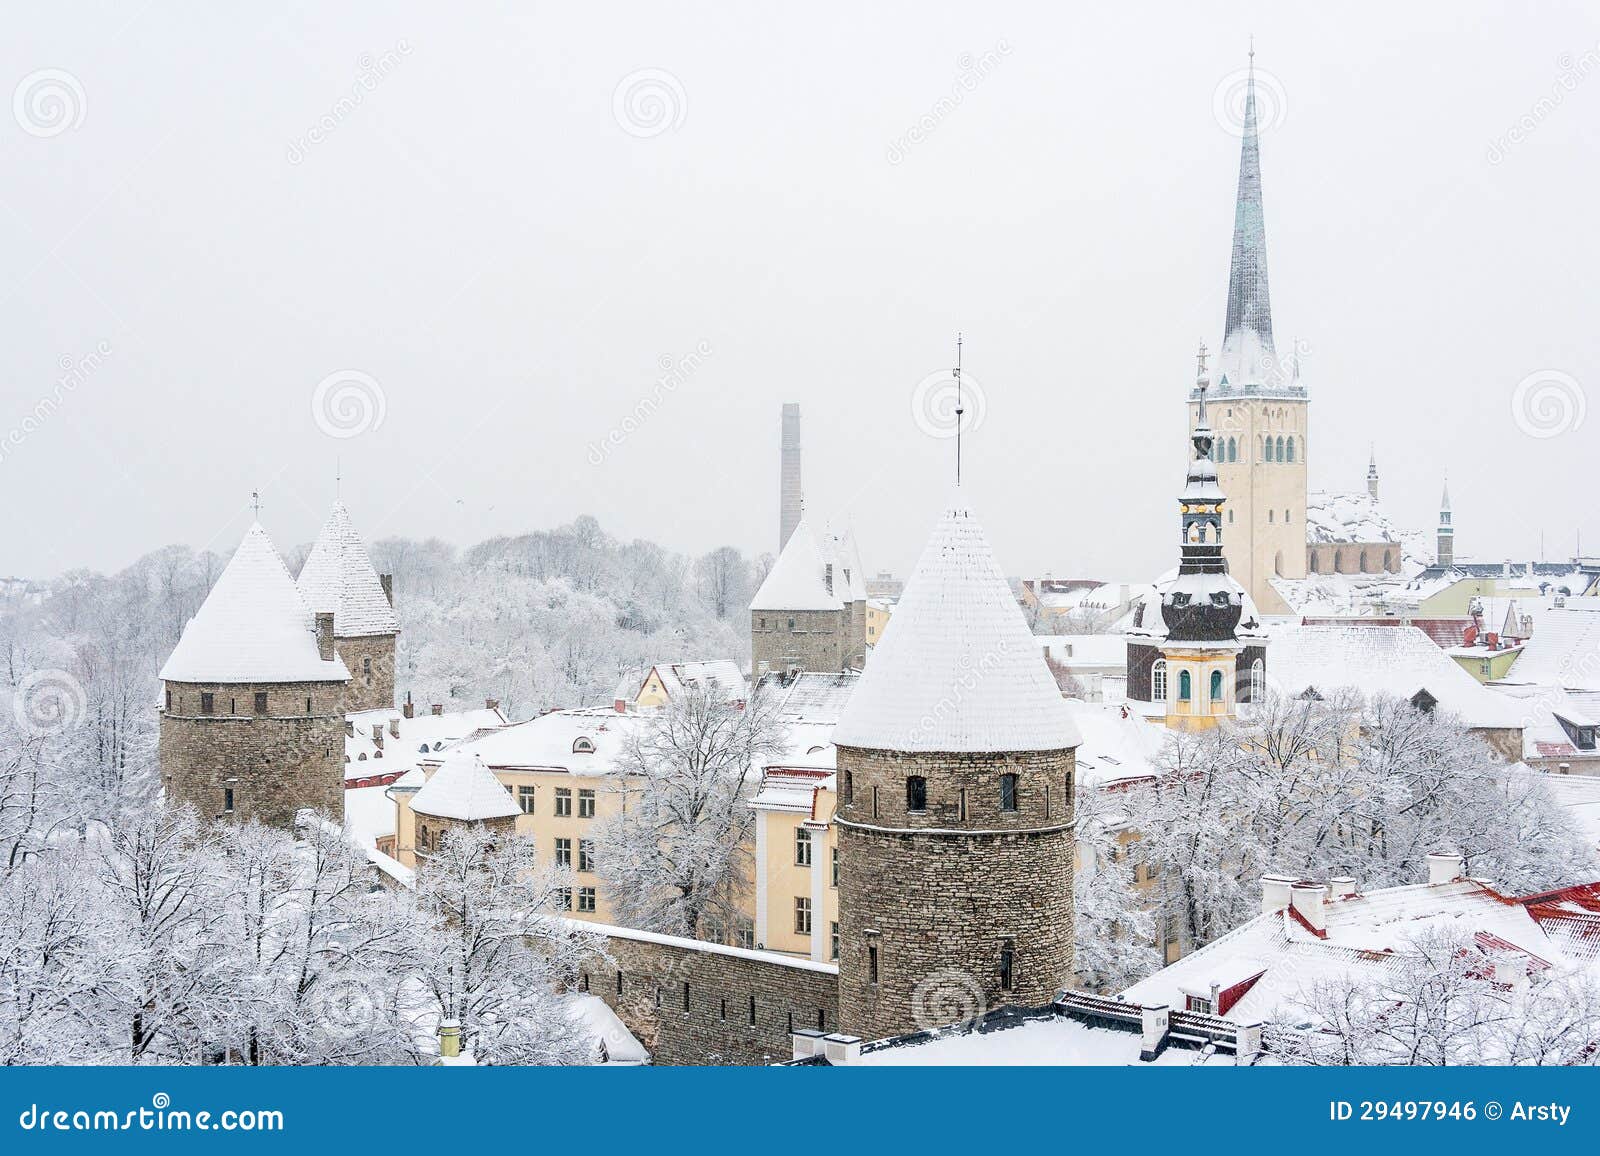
(1228, 437, 1237, 462)
(1250, 659, 1265, 703)
(1275, 435, 1285, 462)
(1210, 669, 1224, 702)
(1151, 659, 1168, 703)
(1177, 670, 1192, 702)
(1286, 436, 1296, 463)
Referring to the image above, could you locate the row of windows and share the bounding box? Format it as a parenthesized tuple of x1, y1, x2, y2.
(792, 829, 840, 886)
(839, 770, 1072, 820)
(1149, 659, 1265, 703)
(555, 886, 598, 912)
(170, 689, 315, 716)
(505, 784, 597, 818)
(554, 837, 596, 872)
(860, 938, 1015, 992)
(1202, 435, 1301, 464)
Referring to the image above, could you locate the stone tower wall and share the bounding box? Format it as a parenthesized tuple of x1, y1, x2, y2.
(159, 679, 346, 828)
(334, 632, 397, 713)
(750, 607, 847, 679)
(833, 743, 1076, 1043)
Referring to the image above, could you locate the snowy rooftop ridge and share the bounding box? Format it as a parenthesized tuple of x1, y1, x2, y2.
(159, 523, 351, 685)
(409, 751, 521, 821)
(1305, 489, 1405, 546)
(832, 489, 1082, 754)
(295, 500, 400, 637)
(750, 519, 846, 611)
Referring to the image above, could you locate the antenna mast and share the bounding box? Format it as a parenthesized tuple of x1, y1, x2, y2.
(954, 332, 964, 487)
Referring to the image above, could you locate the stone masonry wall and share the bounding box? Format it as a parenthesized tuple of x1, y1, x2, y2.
(833, 743, 1076, 1043)
(333, 632, 397, 713)
(750, 607, 847, 679)
(580, 927, 839, 1065)
(160, 680, 346, 828)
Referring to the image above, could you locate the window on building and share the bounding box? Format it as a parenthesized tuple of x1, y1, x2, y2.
(1276, 435, 1285, 461)
(1268, 508, 1274, 523)
(554, 837, 572, 867)
(999, 938, 1015, 991)
(517, 785, 535, 814)
(868, 943, 879, 984)
(958, 787, 968, 822)
(616, 971, 624, 996)
(999, 773, 1018, 813)
(1178, 670, 1192, 701)
(682, 981, 690, 1012)
(787, 618, 795, 631)
(362, 656, 371, 674)
(223, 787, 234, 814)
(579, 839, 595, 872)
(719, 998, 727, 1020)
(200, 692, 215, 715)
(1228, 436, 1238, 462)
(1044, 782, 1051, 820)
(831, 846, 839, 888)
(831, 921, 840, 960)
(554, 788, 572, 817)
(794, 826, 812, 866)
(578, 788, 596, 818)
(749, 995, 757, 1025)
(1210, 669, 1224, 702)
(164, 688, 172, 711)
(794, 896, 812, 935)
(577, 887, 596, 913)
(1249, 659, 1265, 704)
(571, 737, 595, 754)
(253, 691, 268, 714)
(556, 888, 572, 911)
(840, 769, 852, 805)
(735, 918, 754, 950)
(1287, 437, 1296, 463)
(872, 785, 879, 819)
(304, 697, 311, 714)
(229, 696, 236, 714)
(418, 825, 430, 852)
(1151, 658, 1168, 702)
(906, 775, 927, 813)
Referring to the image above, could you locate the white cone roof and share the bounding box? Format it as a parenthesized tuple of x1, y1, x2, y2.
(833, 490, 1081, 754)
(750, 519, 845, 611)
(411, 752, 522, 822)
(296, 500, 400, 637)
(159, 523, 351, 684)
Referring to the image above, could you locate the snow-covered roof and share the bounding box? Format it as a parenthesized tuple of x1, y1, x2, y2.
(159, 523, 351, 685)
(568, 994, 648, 1064)
(853, 1012, 1230, 1066)
(1267, 624, 1526, 729)
(825, 528, 870, 603)
(1125, 568, 1267, 646)
(1065, 700, 1166, 788)
(750, 765, 835, 813)
(1123, 875, 1600, 1025)
(1304, 489, 1405, 546)
(1502, 602, 1600, 692)
(295, 500, 400, 638)
(651, 660, 747, 704)
(409, 752, 521, 821)
(750, 519, 849, 611)
(449, 707, 644, 777)
(833, 490, 1082, 754)
(768, 670, 860, 723)
(344, 705, 508, 781)
(1038, 634, 1129, 670)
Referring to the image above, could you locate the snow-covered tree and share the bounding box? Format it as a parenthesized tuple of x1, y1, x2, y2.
(595, 685, 786, 939)
(1072, 782, 1160, 991)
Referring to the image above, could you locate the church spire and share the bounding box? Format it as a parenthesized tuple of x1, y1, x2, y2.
(1219, 45, 1277, 389)
(1367, 445, 1380, 499)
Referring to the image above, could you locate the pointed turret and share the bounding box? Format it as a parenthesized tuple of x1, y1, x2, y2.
(1367, 446, 1380, 499)
(297, 500, 399, 711)
(1217, 50, 1286, 393)
(1437, 478, 1455, 567)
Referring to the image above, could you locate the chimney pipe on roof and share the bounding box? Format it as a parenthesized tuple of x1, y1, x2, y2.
(1329, 876, 1357, 900)
(1290, 882, 1327, 933)
(371, 723, 384, 748)
(380, 573, 394, 606)
(1427, 852, 1464, 885)
(431, 703, 443, 716)
(315, 612, 336, 662)
(389, 717, 400, 739)
(403, 692, 414, 720)
(1261, 873, 1295, 916)
(485, 698, 499, 712)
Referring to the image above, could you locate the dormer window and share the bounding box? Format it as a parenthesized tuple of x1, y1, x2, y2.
(572, 736, 596, 754)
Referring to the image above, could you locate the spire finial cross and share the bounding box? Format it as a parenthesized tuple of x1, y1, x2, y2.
(250, 489, 263, 518)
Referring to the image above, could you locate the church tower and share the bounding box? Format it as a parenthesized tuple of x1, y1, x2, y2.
(832, 489, 1081, 1042)
(1191, 50, 1307, 615)
(1437, 480, 1454, 567)
(1367, 447, 1380, 500)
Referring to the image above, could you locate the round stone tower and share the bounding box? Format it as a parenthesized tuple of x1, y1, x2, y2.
(159, 523, 350, 828)
(831, 491, 1082, 1043)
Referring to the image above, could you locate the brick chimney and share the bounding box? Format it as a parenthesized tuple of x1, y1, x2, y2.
(1290, 882, 1327, 933)
(380, 573, 394, 605)
(315, 612, 336, 661)
(389, 718, 400, 739)
(1261, 873, 1296, 915)
(371, 724, 384, 749)
(1329, 876, 1357, 900)
(431, 703, 443, 716)
(485, 698, 499, 712)
(403, 692, 414, 720)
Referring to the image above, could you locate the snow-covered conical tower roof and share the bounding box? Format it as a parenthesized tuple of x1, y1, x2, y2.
(296, 500, 400, 638)
(410, 752, 521, 822)
(750, 518, 844, 611)
(160, 523, 351, 684)
(832, 490, 1081, 753)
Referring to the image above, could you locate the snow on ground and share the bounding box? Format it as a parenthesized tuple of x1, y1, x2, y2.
(855, 1015, 1226, 1066)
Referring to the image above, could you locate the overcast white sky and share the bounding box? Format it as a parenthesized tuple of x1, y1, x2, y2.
(1, 2, 1596, 584)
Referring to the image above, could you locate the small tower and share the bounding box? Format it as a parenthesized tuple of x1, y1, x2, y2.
(1437, 479, 1455, 567)
(159, 522, 350, 827)
(408, 752, 521, 858)
(1130, 357, 1268, 727)
(832, 490, 1081, 1042)
(749, 519, 866, 680)
(1367, 446, 1380, 500)
(296, 500, 400, 713)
